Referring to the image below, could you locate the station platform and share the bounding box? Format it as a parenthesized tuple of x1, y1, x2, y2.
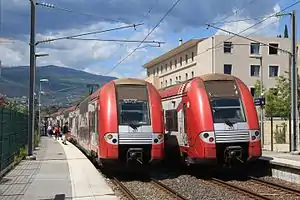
(0, 136, 118, 200)
(260, 150, 300, 170)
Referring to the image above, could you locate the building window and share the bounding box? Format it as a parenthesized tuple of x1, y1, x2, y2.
(170, 78, 172, 85)
(269, 65, 279, 77)
(224, 42, 232, 53)
(160, 66, 163, 73)
(192, 52, 194, 61)
(191, 71, 194, 78)
(269, 43, 278, 55)
(250, 87, 256, 97)
(161, 81, 163, 88)
(185, 73, 188, 80)
(185, 54, 188, 63)
(179, 76, 181, 81)
(176, 76, 178, 81)
(250, 43, 260, 55)
(147, 70, 150, 76)
(169, 61, 172, 70)
(250, 65, 260, 77)
(223, 64, 232, 74)
(175, 59, 177, 68)
(180, 57, 182, 66)
(165, 80, 167, 86)
(165, 109, 178, 131)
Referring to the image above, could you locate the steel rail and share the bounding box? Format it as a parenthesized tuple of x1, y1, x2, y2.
(210, 178, 272, 200)
(249, 176, 300, 196)
(150, 179, 188, 200)
(111, 177, 138, 200)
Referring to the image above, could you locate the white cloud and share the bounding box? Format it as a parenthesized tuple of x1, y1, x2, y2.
(215, 4, 281, 36)
(0, 21, 166, 74)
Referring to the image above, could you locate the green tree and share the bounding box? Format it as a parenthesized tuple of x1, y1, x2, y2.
(284, 24, 289, 38)
(254, 77, 290, 118)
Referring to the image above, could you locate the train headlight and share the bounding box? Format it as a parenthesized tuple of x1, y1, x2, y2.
(250, 130, 260, 142)
(106, 134, 113, 140)
(153, 133, 164, 144)
(157, 134, 163, 140)
(104, 133, 118, 145)
(199, 131, 215, 144)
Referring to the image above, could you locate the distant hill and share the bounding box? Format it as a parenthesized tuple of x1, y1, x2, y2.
(0, 65, 116, 106)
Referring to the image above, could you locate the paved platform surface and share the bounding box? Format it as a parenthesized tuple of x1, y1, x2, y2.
(260, 150, 300, 169)
(0, 137, 118, 200)
(58, 138, 118, 200)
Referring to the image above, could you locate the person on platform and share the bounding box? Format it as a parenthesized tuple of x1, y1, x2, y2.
(62, 122, 69, 145)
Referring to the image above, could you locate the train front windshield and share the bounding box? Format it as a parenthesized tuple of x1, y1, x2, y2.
(211, 97, 246, 123)
(116, 85, 150, 126)
(119, 100, 150, 125)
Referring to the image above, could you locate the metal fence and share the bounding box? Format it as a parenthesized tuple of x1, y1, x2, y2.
(0, 107, 28, 174)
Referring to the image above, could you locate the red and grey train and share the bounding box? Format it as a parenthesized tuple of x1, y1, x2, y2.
(51, 78, 164, 167)
(159, 73, 262, 166)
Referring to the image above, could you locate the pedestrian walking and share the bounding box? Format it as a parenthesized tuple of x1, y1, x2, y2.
(47, 124, 52, 137)
(62, 122, 69, 145)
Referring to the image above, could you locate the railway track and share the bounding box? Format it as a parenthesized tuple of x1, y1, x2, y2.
(111, 176, 188, 200)
(248, 176, 300, 199)
(150, 178, 188, 200)
(209, 176, 300, 200)
(209, 178, 271, 200)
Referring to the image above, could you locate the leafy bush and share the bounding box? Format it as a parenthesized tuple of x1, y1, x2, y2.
(13, 146, 28, 165)
(274, 123, 287, 144)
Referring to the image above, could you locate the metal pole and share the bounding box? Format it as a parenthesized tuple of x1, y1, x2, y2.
(28, 0, 36, 156)
(38, 81, 41, 137)
(260, 56, 264, 146)
(291, 10, 298, 152)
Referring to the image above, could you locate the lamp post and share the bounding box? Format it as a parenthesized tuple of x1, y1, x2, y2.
(39, 78, 48, 137)
(250, 54, 264, 146)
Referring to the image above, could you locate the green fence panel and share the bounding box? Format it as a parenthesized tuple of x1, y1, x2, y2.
(0, 107, 28, 174)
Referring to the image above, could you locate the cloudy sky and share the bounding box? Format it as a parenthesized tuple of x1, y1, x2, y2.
(0, 0, 298, 78)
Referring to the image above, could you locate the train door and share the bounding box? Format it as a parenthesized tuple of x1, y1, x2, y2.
(182, 102, 188, 146)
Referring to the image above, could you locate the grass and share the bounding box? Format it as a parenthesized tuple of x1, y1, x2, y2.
(13, 146, 28, 165)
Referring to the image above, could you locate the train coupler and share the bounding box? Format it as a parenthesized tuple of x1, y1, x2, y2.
(224, 146, 244, 165)
(126, 148, 143, 164)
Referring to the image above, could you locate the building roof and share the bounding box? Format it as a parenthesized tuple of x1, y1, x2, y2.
(143, 38, 207, 69)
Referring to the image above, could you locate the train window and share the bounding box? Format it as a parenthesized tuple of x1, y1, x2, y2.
(119, 100, 150, 125)
(165, 109, 178, 131)
(116, 85, 151, 126)
(211, 97, 246, 123)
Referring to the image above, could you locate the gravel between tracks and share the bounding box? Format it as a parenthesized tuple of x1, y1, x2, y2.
(160, 175, 250, 200)
(223, 177, 300, 200)
(101, 169, 300, 200)
(122, 180, 175, 200)
(260, 176, 300, 191)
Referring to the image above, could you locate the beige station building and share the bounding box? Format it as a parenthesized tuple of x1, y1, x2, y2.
(144, 35, 294, 96)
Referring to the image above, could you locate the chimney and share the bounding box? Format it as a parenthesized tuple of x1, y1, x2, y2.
(179, 38, 183, 46)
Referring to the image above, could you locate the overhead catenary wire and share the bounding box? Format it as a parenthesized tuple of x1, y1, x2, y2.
(104, 0, 182, 76)
(66, 38, 165, 44)
(35, 23, 143, 45)
(210, 0, 259, 25)
(36, 1, 121, 23)
(197, 0, 300, 56)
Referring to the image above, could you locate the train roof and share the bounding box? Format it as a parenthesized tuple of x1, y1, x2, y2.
(113, 78, 147, 86)
(159, 73, 239, 98)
